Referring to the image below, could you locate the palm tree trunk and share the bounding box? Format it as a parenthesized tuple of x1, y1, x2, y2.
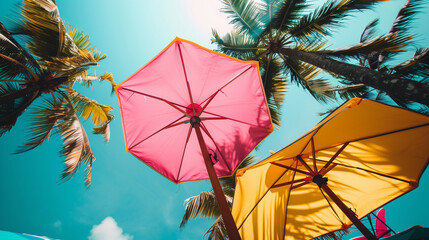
(279, 48, 429, 107)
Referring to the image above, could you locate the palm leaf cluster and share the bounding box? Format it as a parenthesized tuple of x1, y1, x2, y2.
(0, 0, 116, 185)
(353, 0, 429, 111)
(180, 155, 257, 240)
(213, 0, 429, 113)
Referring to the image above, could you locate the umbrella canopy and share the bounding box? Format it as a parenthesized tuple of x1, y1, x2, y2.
(116, 37, 273, 183)
(116, 37, 273, 240)
(0, 230, 55, 240)
(382, 226, 429, 240)
(232, 98, 429, 240)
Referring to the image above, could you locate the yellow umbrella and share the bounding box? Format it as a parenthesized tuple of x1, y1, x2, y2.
(232, 98, 429, 240)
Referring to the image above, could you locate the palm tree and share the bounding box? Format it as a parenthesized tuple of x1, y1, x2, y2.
(316, 0, 428, 116)
(350, 0, 429, 111)
(212, 0, 429, 108)
(180, 155, 257, 240)
(0, 0, 116, 186)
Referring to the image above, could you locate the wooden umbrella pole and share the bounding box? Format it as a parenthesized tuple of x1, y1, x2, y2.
(193, 122, 241, 240)
(320, 184, 377, 240)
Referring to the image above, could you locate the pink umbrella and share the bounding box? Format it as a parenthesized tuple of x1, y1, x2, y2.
(116, 37, 273, 239)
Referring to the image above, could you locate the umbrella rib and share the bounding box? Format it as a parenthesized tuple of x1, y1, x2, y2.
(319, 187, 347, 226)
(237, 167, 290, 230)
(164, 120, 191, 129)
(371, 211, 396, 234)
(311, 138, 318, 174)
(315, 159, 412, 184)
(128, 115, 187, 151)
(319, 142, 349, 174)
(177, 42, 196, 116)
(291, 181, 311, 189)
(121, 87, 188, 116)
(347, 123, 429, 145)
(296, 155, 316, 175)
(299, 123, 429, 164)
(238, 160, 297, 231)
(200, 112, 270, 131)
(282, 164, 299, 240)
(199, 122, 232, 172)
(318, 163, 338, 177)
(199, 65, 253, 110)
(270, 162, 310, 175)
(176, 125, 193, 182)
(272, 178, 309, 188)
(314, 123, 429, 154)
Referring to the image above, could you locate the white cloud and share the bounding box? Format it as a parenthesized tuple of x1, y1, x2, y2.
(88, 217, 133, 240)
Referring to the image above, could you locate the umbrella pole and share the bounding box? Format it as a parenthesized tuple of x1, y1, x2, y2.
(193, 122, 242, 240)
(320, 184, 377, 240)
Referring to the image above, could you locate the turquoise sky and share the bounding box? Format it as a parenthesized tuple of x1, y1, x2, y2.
(1, 0, 428, 239)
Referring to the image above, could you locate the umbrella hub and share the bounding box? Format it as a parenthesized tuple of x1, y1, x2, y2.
(186, 103, 202, 117)
(190, 116, 201, 127)
(312, 174, 328, 187)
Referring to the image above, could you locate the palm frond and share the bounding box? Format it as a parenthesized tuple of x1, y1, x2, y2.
(324, 83, 368, 100)
(282, 55, 335, 102)
(16, 0, 79, 59)
(205, 217, 227, 240)
(0, 22, 40, 70)
(180, 191, 220, 228)
(219, 155, 258, 197)
(261, 0, 307, 34)
(358, 18, 382, 69)
(15, 94, 60, 153)
(389, 0, 422, 36)
(391, 47, 429, 80)
(0, 31, 41, 80)
(42, 50, 99, 74)
(259, 57, 287, 126)
(258, 0, 282, 37)
(321, 34, 411, 60)
(67, 25, 107, 62)
(67, 88, 113, 128)
(212, 29, 261, 59)
(67, 25, 95, 52)
(180, 155, 256, 235)
(289, 0, 386, 41)
(375, 0, 423, 67)
(220, 0, 264, 38)
(0, 82, 36, 136)
(99, 73, 116, 93)
(294, 39, 328, 53)
(360, 18, 379, 43)
(75, 72, 116, 93)
(56, 98, 94, 186)
(93, 123, 110, 142)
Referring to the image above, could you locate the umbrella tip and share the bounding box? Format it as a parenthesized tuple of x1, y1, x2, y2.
(269, 150, 275, 155)
(341, 224, 351, 230)
(409, 180, 418, 188)
(346, 98, 363, 108)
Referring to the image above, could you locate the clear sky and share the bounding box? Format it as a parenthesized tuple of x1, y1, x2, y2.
(0, 0, 428, 239)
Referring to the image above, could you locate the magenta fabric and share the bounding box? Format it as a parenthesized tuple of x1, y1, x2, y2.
(350, 208, 391, 240)
(116, 38, 273, 183)
(375, 208, 391, 238)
